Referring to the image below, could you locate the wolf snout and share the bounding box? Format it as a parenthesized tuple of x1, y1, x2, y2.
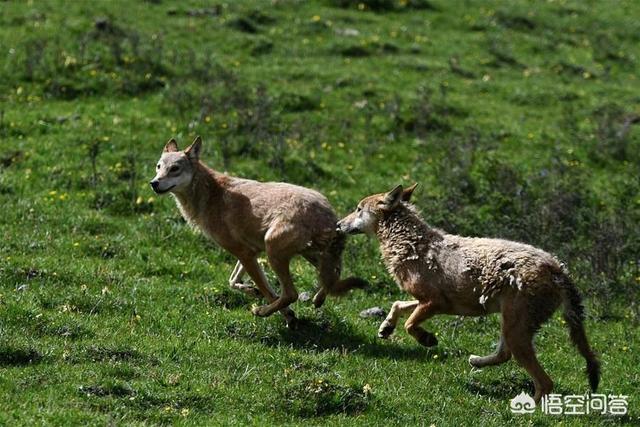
(150, 180, 160, 193)
(337, 219, 353, 234)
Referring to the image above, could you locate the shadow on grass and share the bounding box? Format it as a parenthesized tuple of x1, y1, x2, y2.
(221, 310, 463, 362)
(66, 344, 158, 365)
(277, 376, 371, 418)
(466, 371, 587, 401)
(284, 317, 456, 361)
(466, 375, 534, 400)
(79, 379, 217, 422)
(0, 344, 43, 366)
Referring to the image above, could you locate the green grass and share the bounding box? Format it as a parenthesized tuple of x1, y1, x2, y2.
(1, 0, 639, 425)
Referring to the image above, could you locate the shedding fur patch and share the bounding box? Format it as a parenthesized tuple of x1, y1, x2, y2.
(377, 204, 442, 279)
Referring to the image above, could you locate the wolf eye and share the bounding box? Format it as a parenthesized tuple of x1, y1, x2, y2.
(169, 166, 180, 173)
(156, 164, 160, 170)
(356, 207, 362, 212)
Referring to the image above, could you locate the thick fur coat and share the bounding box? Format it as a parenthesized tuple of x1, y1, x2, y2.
(151, 137, 366, 325)
(338, 184, 599, 402)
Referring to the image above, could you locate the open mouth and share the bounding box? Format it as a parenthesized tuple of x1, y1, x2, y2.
(155, 185, 176, 194)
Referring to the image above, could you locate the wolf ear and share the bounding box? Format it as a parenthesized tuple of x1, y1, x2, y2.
(382, 185, 403, 209)
(402, 182, 418, 202)
(184, 136, 202, 161)
(163, 138, 178, 153)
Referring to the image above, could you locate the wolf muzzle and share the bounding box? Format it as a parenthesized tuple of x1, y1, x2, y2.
(337, 219, 361, 235)
(149, 180, 175, 194)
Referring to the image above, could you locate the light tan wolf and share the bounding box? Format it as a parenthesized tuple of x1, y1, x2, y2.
(150, 136, 366, 326)
(338, 184, 600, 402)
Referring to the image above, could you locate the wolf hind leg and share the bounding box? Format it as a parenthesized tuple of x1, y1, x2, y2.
(313, 242, 367, 308)
(502, 296, 555, 403)
(300, 252, 328, 308)
(505, 330, 552, 403)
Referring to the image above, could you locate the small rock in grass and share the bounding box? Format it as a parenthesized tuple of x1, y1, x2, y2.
(359, 307, 386, 319)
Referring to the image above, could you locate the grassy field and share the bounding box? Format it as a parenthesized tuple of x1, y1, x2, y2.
(1, 0, 639, 425)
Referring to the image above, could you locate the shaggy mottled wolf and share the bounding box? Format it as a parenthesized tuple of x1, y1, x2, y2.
(150, 136, 365, 326)
(338, 184, 600, 402)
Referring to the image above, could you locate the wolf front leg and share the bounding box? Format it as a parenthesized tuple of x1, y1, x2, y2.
(251, 224, 301, 318)
(378, 300, 419, 338)
(404, 301, 439, 347)
(236, 256, 296, 327)
(229, 261, 244, 285)
(469, 335, 511, 368)
(252, 253, 298, 317)
(228, 261, 261, 299)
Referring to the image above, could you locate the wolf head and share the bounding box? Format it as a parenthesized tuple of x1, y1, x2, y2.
(149, 136, 202, 195)
(337, 183, 418, 235)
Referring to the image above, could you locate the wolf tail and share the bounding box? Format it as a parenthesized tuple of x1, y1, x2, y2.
(319, 231, 368, 296)
(559, 275, 600, 392)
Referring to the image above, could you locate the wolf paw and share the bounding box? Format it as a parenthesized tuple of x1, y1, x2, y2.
(231, 283, 262, 299)
(468, 355, 483, 368)
(377, 321, 396, 339)
(416, 331, 438, 347)
(251, 304, 272, 317)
